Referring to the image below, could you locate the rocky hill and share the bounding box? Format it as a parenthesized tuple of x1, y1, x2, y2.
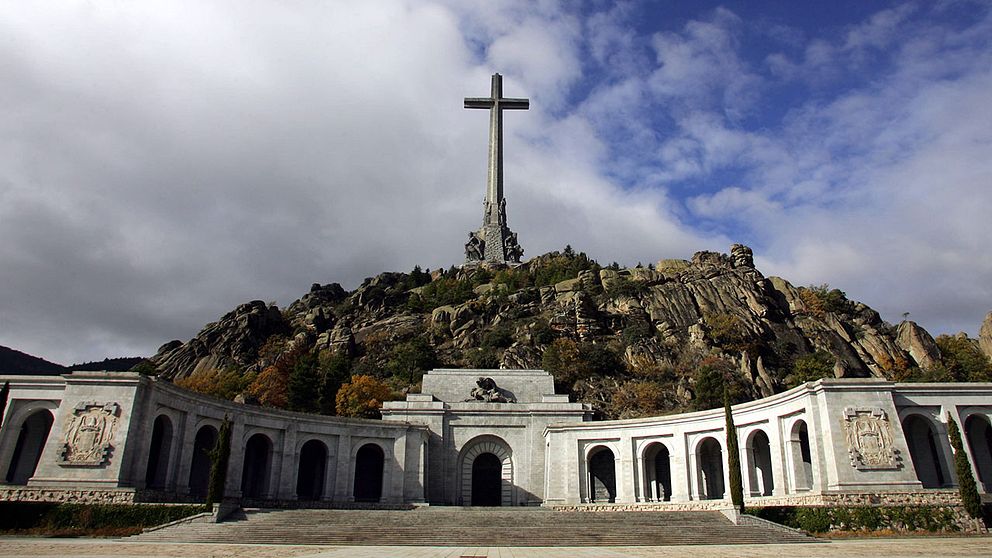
(144, 244, 992, 418)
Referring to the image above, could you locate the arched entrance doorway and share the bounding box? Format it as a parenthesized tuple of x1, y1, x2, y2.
(964, 415, 992, 492)
(588, 446, 616, 503)
(789, 420, 814, 492)
(353, 443, 384, 502)
(471, 453, 502, 506)
(4, 410, 53, 485)
(643, 443, 671, 501)
(188, 425, 217, 499)
(696, 437, 724, 500)
(903, 415, 948, 488)
(144, 415, 173, 489)
(297, 439, 327, 501)
(241, 433, 272, 499)
(460, 436, 513, 506)
(746, 430, 774, 496)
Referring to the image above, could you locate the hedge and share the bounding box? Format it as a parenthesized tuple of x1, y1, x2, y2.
(748, 505, 965, 534)
(0, 502, 207, 535)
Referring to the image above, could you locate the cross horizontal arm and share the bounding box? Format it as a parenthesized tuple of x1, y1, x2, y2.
(500, 98, 529, 109)
(464, 98, 495, 109)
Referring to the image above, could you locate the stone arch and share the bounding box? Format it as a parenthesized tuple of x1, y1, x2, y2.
(144, 414, 173, 489)
(3, 408, 54, 485)
(460, 436, 513, 506)
(745, 429, 774, 496)
(188, 424, 218, 499)
(642, 442, 672, 502)
(353, 443, 385, 502)
(902, 414, 949, 488)
(587, 445, 617, 503)
(695, 437, 724, 500)
(964, 414, 992, 492)
(296, 439, 327, 501)
(788, 419, 814, 492)
(241, 432, 273, 499)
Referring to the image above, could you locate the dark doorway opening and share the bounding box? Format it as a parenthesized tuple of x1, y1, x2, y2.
(471, 452, 502, 506)
(297, 439, 327, 501)
(353, 443, 384, 502)
(188, 425, 217, 499)
(144, 415, 173, 489)
(241, 433, 272, 499)
(4, 410, 53, 485)
(588, 447, 616, 503)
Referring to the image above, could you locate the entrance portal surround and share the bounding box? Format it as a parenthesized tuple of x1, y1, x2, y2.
(460, 436, 513, 506)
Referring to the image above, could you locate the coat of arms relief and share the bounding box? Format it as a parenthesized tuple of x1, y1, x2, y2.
(842, 407, 901, 470)
(58, 402, 120, 466)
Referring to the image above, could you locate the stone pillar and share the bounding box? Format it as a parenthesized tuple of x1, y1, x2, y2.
(388, 435, 407, 503)
(744, 445, 758, 496)
(321, 443, 337, 501)
(226, 419, 246, 498)
(164, 411, 186, 491)
(616, 436, 635, 503)
(173, 414, 198, 495)
(670, 434, 690, 502)
(276, 426, 297, 500)
(333, 434, 352, 502)
(769, 418, 788, 496)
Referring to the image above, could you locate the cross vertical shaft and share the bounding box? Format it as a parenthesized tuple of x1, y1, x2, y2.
(464, 73, 528, 264)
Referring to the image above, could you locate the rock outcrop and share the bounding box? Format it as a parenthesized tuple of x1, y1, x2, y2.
(150, 300, 289, 379)
(145, 245, 973, 417)
(980, 312, 992, 361)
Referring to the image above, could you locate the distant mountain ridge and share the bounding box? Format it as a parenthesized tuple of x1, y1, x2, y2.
(0, 346, 65, 375)
(0, 347, 145, 376)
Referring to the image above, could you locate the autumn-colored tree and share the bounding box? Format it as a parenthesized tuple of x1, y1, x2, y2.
(335, 375, 395, 419)
(175, 367, 253, 401)
(250, 363, 289, 408)
(610, 380, 670, 419)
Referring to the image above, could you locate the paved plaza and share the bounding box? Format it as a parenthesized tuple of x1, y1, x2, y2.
(1, 538, 992, 558)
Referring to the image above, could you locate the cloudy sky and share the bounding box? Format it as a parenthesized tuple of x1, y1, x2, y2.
(2, 1, 990, 365)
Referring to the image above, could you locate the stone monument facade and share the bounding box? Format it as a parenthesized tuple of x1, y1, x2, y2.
(464, 73, 527, 265)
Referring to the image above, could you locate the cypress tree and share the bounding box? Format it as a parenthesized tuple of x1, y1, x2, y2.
(206, 415, 232, 507)
(725, 388, 745, 513)
(946, 413, 982, 519)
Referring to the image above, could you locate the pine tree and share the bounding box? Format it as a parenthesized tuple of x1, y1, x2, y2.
(725, 389, 745, 513)
(287, 351, 320, 413)
(946, 413, 982, 519)
(206, 416, 232, 507)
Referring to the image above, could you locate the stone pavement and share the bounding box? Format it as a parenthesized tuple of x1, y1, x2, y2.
(1, 538, 992, 558)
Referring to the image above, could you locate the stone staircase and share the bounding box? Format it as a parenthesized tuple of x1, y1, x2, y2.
(129, 507, 817, 546)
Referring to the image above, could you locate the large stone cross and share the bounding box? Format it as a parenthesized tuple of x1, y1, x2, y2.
(464, 73, 528, 264)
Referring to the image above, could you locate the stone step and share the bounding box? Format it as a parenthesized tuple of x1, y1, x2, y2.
(130, 508, 815, 546)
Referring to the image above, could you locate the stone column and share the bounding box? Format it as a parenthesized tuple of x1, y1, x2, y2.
(164, 411, 186, 491)
(769, 418, 788, 496)
(388, 435, 407, 503)
(333, 434, 352, 502)
(226, 419, 246, 498)
(670, 433, 690, 502)
(616, 436, 635, 503)
(276, 426, 297, 500)
(321, 442, 337, 501)
(173, 412, 198, 495)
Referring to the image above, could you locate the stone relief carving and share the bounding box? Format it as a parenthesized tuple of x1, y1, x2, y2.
(467, 377, 516, 403)
(842, 407, 899, 470)
(59, 402, 120, 466)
